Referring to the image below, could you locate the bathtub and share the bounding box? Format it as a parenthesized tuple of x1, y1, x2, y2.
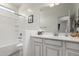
(0, 42, 18, 56)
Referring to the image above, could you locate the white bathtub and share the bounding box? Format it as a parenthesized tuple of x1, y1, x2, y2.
(0, 42, 18, 56)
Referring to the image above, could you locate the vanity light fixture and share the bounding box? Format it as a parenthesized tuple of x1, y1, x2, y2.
(49, 3, 60, 7)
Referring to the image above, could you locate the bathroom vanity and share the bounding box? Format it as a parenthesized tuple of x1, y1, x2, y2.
(30, 34, 79, 56)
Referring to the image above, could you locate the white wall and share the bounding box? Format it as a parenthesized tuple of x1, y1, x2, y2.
(39, 3, 76, 33)
(18, 4, 76, 33)
(0, 8, 18, 46)
(18, 5, 41, 56)
(19, 5, 40, 31)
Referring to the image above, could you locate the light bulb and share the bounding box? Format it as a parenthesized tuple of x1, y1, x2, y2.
(49, 3, 54, 7)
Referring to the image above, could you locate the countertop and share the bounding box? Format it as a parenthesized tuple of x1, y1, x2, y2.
(31, 34, 79, 43)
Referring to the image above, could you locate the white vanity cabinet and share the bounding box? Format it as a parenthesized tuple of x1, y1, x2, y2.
(31, 37, 43, 56)
(31, 37, 63, 56)
(31, 36, 79, 56)
(33, 42, 42, 56)
(43, 39, 63, 56)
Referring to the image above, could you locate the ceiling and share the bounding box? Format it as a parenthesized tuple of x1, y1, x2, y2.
(22, 3, 50, 9)
(10, 3, 51, 10)
(9, 3, 22, 8)
(0, 3, 76, 11)
(0, 3, 51, 11)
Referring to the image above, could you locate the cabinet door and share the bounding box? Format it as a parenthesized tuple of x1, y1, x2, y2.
(66, 41, 79, 56)
(33, 42, 42, 56)
(43, 44, 63, 56)
(66, 49, 79, 56)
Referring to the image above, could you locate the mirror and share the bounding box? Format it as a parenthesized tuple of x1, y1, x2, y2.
(39, 3, 78, 33)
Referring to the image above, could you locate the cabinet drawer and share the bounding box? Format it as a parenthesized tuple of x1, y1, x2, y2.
(31, 37, 43, 43)
(44, 39, 62, 47)
(66, 42, 79, 50)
